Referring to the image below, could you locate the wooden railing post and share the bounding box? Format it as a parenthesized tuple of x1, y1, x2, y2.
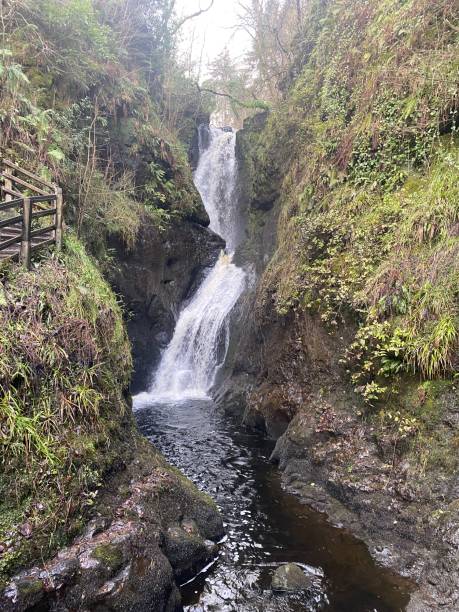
(2, 161, 12, 202)
(20, 197, 32, 270)
(55, 187, 63, 250)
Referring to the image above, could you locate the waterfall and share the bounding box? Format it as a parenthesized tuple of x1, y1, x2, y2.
(138, 126, 246, 402)
(194, 125, 240, 252)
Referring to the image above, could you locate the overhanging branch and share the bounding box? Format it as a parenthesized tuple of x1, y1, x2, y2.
(196, 83, 270, 111)
(173, 0, 215, 33)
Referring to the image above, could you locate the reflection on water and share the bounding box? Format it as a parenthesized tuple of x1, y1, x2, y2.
(134, 397, 411, 612)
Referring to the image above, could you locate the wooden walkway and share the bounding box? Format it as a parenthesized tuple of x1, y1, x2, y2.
(0, 160, 63, 269)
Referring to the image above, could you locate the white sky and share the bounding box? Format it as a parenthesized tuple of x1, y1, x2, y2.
(175, 0, 251, 76)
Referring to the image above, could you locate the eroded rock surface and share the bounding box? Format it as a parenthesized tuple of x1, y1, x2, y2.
(0, 439, 224, 612)
(217, 113, 459, 611)
(110, 212, 224, 393)
(240, 306, 459, 610)
(271, 563, 314, 592)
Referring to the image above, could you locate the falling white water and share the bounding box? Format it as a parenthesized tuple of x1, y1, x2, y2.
(194, 125, 240, 252)
(135, 126, 246, 404)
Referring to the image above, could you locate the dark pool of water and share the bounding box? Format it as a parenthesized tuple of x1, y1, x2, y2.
(135, 398, 411, 612)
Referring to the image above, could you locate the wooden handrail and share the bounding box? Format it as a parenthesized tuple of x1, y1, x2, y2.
(0, 162, 64, 268)
(0, 215, 23, 229)
(20, 197, 32, 269)
(2, 186, 23, 199)
(30, 224, 56, 239)
(0, 198, 23, 212)
(32, 208, 57, 220)
(3, 159, 56, 190)
(0, 234, 23, 250)
(32, 194, 57, 204)
(1, 172, 50, 197)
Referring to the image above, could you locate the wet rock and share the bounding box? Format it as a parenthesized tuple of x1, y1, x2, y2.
(235, 289, 459, 608)
(189, 116, 210, 170)
(109, 212, 225, 393)
(91, 542, 125, 573)
(18, 523, 32, 539)
(82, 516, 111, 540)
(164, 524, 217, 581)
(181, 518, 199, 536)
(42, 557, 79, 590)
(272, 563, 313, 592)
(2, 569, 45, 611)
(0, 440, 223, 612)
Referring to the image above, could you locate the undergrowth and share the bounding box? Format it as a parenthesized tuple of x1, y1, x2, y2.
(251, 0, 459, 405)
(0, 0, 207, 261)
(0, 235, 133, 584)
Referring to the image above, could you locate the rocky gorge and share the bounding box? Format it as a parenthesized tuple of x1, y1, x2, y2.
(87, 110, 459, 611)
(2, 0, 459, 610)
(110, 210, 224, 394)
(0, 435, 223, 612)
(213, 104, 459, 610)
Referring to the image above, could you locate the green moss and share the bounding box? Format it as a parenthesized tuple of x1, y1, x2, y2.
(92, 543, 124, 572)
(370, 376, 459, 476)
(16, 578, 44, 598)
(166, 464, 219, 511)
(247, 0, 459, 413)
(410, 381, 452, 427)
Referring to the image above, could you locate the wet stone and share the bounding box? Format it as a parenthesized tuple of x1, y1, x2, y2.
(40, 557, 79, 589)
(83, 517, 111, 540)
(271, 563, 314, 592)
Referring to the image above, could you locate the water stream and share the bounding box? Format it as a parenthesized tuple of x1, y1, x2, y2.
(133, 127, 411, 611)
(135, 398, 410, 611)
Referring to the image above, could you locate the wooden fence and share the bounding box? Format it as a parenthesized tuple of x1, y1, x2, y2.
(0, 160, 63, 269)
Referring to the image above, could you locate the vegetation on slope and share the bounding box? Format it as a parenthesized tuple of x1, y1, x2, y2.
(0, 236, 133, 583)
(248, 0, 459, 402)
(0, 0, 210, 260)
(0, 0, 213, 584)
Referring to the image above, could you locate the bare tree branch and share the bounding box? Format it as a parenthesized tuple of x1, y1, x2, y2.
(196, 82, 269, 111)
(173, 0, 215, 34)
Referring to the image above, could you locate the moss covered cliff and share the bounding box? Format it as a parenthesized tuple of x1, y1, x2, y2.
(234, 1, 459, 607)
(0, 0, 211, 263)
(0, 3, 223, 605)
(243, 0, 459, 461)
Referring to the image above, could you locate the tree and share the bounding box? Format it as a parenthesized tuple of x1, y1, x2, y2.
(202, 48, 262, 127)
(237, 0, 308, 101)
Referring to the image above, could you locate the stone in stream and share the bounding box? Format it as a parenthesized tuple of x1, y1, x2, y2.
(271, 563, 314, 592)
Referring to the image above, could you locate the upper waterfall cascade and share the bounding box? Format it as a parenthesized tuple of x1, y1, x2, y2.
(194, 125, 240, 252)
(138, 126, 247, 402)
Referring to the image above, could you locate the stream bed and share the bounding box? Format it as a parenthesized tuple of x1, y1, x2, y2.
(135, 396, 411, 612)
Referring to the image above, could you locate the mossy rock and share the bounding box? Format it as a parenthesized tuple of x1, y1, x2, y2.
(92, 543, 124, 573)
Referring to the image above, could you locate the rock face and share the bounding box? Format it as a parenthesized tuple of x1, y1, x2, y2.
(234, 112, 281, 274)
(271, 564, 313, 592)
(188, 115, 210, 171)
(225, 114, 459, 611)
(213, 112, 283, 404)
(110, 212, 224, 393)
(0, 438, 224, 612)
(241, 303, 459, 610)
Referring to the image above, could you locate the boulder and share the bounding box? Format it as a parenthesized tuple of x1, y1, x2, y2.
(0, 441, 224, 612)
(271, 563, 313, 592)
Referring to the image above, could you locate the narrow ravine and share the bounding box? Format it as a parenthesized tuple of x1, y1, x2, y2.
(134, 127, 411, 611)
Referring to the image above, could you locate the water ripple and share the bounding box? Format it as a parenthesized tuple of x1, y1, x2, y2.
(135, 398, 410, 612)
